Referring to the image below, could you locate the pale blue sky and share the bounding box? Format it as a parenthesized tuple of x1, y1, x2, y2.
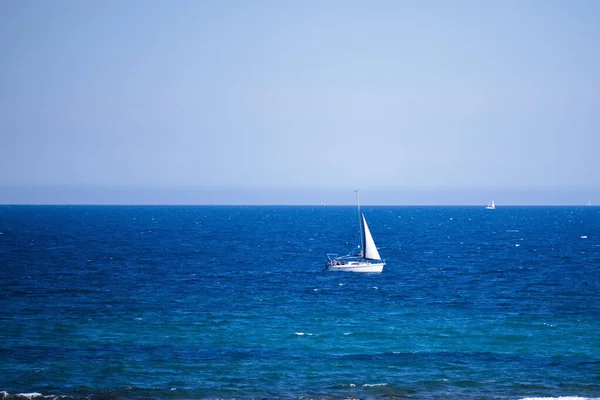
(1, 0, 599, 204)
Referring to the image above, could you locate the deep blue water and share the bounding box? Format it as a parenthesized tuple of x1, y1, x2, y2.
(1, 205, 599, 400)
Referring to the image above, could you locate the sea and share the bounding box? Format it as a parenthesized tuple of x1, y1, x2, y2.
(1, 205, 599, 400)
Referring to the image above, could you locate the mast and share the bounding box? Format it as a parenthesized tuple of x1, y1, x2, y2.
(355, 189, 364, 257)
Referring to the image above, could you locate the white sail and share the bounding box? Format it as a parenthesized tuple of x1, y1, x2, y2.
(486, 200, 495, 209)
(361, 214, 381, 260)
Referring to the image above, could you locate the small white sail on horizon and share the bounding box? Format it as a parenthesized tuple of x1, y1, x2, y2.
(486, 200, 496, 210)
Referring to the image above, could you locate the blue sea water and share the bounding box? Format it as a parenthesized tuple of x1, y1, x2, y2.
(1, 205, 599, 400)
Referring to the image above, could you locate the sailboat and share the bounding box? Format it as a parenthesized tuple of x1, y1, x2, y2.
(486, 200, 496, 209)
(325, 190, 386, 273)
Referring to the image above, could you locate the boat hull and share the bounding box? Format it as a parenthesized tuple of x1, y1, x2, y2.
(326, 262, 384, 273)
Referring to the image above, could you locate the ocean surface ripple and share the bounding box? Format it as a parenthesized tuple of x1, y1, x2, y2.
(1, 205, 599, 400)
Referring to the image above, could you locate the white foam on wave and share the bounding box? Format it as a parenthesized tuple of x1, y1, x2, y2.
(363, 383, 388, 387)
(294, 332, 313, 336)
(14, 394, 44, 399)
(520, 397, 600, 400)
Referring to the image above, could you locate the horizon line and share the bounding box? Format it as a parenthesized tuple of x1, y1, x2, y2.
(1, 185, 597, 207)
(0, 203, 596, 207)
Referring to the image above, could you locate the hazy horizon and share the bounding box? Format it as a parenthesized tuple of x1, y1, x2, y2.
(1, 185, 598, 206)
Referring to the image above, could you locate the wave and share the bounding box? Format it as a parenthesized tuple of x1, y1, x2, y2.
(0, 394, 45, 400)
(3, 390, 600, 400)
(520, 397, 600, 400)
(362, 383, 388, 387)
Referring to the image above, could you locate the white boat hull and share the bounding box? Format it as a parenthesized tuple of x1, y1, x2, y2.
(326, 262, 384, 273)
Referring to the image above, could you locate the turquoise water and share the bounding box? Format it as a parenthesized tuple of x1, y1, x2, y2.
(1, 205, 599, 399)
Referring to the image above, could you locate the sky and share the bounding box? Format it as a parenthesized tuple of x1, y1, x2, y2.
(1, 0, 599, 205)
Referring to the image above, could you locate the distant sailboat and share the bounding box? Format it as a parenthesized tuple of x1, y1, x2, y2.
(486, 200, 496, 210)
(325, 190, 385, 273)
(586, 200, 592, 206)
